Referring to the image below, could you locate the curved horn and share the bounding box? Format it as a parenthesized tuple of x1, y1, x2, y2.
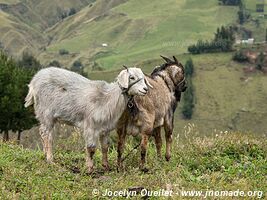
(123, 65, 129, 72)
(173, 56, 179, 64)
(160, 55, 173, 63)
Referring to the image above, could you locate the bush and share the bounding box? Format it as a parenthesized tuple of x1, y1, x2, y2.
(71, 60, 86, 76)
(182, 79, 194, 119)
(238, 1, 250, 24)
(218, 0, 241, 5)
(182, 58, 195, 119)
(68, 8, 76, 16)
(59, 49, 69, 55)
(49, 60, 61, 68)
(185, 58, 194, 77)
(233, 50, 248, 62)
(188, 26, 234, 54)
(18, 52, 42, 70)
(256, 52, 265, 71)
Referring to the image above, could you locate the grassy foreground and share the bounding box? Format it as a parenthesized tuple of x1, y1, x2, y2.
(0, 127, 266, 199)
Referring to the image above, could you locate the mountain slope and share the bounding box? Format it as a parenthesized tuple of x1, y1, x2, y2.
(39, 0, 238, 69)
(0, 0, 95, 56)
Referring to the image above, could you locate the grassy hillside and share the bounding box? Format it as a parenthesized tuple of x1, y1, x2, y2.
(39, 0, 238, 69)
(87, 51, 267, 136)
(0, 0, 95, 56)
(0, 131, 266, 199)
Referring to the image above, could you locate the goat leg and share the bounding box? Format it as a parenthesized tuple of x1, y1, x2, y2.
(164, 124, 173, 161)
(153, 127, 162, 158)
(100, 134, 110, 171)
(117, 128, 126, 171)
(140, 134, 149, 172)
(39, 124, 54, 163)
(86, 146, 96, 174)
(46, 132, 54, 163)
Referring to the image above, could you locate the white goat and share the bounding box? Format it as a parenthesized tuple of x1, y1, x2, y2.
(25, 67, 151, 173)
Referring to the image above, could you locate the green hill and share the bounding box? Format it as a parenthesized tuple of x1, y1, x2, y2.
(40, 0, 238, 69)
(0, 132, 266, 199)
(0, 0, 95, 56)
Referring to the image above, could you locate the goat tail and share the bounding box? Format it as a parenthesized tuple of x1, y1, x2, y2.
(24, 84, 34, 107)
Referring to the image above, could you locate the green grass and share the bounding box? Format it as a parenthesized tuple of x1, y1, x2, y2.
(0, 0, 20, 4)
(0, 131, 266, 199)
(42, 0, 238, 69)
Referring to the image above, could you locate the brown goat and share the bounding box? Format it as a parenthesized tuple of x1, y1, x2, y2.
(115, 56, 187, 170)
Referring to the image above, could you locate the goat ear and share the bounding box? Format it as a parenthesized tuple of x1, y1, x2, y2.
(145, 77, 153, 88)
(160, 55, 172, 63)
(117, 69, 129, 88)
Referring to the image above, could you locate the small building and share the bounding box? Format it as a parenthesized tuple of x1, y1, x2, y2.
(247, 38, 254, 44)
(241, 38, 254, 45)
(256, 0, 267, 14)
(241, 40, 248, 44)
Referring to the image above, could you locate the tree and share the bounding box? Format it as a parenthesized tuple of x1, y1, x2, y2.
(256, 52, 265, 71)
(68, 8, 76, 16)
(188, 26, 234, 54)
(182, 58, 195, 119)
(265, 29, 267, 43)
(71, 60, 86, 76)
(182, 79, 194, 119)
(233, 50, 248, 62)
(238, 0, 250, 24)
(185, 58, 194, 76)
(0, 52, 37, 142)
(218, 0, 241, 6)
(59, 49, 69, 55)
(18, 52, 42, 70)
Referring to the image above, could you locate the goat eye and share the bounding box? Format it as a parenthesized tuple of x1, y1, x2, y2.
(129, 76, 135, 80)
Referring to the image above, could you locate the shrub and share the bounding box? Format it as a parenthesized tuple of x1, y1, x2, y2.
(256, 52, 265, 71)
(233, 50, 248, 62)
(182, 58, 195, 119)
(49, 60, 61, 68)
(68, 8, 76, 16)
(71, 60, 86, 76)
(59, 49, 69, 55)
(218, 0, 241, 5)
(188, 26, 234, 54)
(182, 79, 194, 119)
(18, 52, 42, 70)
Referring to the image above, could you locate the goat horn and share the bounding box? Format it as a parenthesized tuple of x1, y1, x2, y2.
(123, 65, 129, 71)
(160, 55, 172, 63)
(173, 56, 179, 64)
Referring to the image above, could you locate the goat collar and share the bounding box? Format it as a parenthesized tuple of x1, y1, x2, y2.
(119, 78, 143, 96)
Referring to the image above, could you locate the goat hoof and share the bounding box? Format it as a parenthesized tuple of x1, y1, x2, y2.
(116, 165, 123, 172)
(47, 159, 55, 165)
(165, 156, 171, 161)
(141, 167, 149, 173)
(103, 164, 110, 172)
(88, 167, 94, 174)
